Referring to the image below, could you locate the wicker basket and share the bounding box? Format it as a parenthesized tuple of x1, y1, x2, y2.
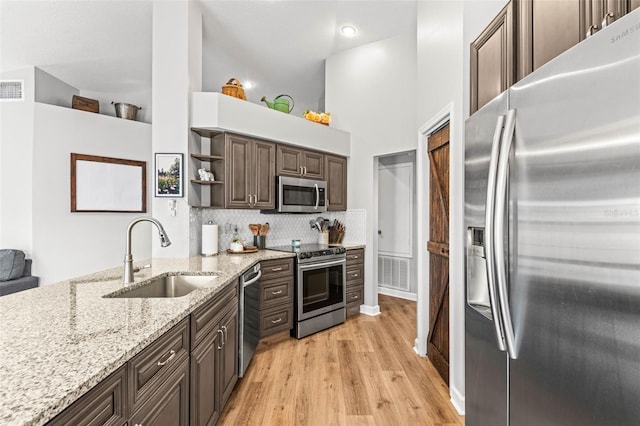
(221, 78, 246, 101)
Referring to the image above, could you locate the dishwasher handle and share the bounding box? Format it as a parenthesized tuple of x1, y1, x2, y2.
(242, 269, 262, 287)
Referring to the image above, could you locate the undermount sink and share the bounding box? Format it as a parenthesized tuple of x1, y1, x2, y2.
(105, 274, 219, 298)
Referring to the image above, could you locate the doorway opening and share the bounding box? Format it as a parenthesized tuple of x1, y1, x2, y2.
(376, 150, 417, 300)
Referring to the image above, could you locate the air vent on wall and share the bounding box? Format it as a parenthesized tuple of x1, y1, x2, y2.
(378, 255, 410, 291)
(0, 80, 24, 101)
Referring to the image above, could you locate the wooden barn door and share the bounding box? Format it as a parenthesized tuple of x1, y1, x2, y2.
(427, 123, 450, 385)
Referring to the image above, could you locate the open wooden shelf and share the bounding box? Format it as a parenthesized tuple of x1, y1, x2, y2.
(190, 153, 224, 162)
(190, 179, 224, 185)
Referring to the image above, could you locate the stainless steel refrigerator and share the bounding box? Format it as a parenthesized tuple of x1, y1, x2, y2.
(464, 9, 640, 426)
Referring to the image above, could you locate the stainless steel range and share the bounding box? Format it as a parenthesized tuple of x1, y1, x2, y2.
(268, 244, 347, 338)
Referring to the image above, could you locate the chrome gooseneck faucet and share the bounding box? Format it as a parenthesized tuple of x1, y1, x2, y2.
(124, 217, 171, 284)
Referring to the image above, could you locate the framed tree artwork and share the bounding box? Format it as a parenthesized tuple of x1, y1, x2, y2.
(155, 153, 183, 197)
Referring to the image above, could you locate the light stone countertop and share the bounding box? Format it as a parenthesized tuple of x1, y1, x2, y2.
(0, 250, 294, 426)
(341, 243, 366, 250)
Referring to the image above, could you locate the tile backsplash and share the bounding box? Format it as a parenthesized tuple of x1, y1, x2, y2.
(189, 208, 366, 255)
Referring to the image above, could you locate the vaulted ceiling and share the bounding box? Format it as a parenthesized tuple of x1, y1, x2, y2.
(1, 0, 416, 114)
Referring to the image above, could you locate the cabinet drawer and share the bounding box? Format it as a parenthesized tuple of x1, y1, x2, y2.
(191, 283, 238, 348)
(346, 249, 364, 265)
(47, 365, 127, 426)
(346, 265, 364, 283)
(260, 258, 294, 280)
(128, 318, 190, 413)
(346, 285, 363, 306)
(260, 277, 293, 308)
(260, 305, 293, 337)
(347, 301, 361, 317)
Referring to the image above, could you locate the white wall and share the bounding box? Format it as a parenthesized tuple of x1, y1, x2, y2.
(326, 31, 417, 315)
(0, 68, 35, 256)
(31, 103, 152, 284)
(416, 0, 465, 411)
(34, 67, 78, 108)
(151, 1, 202, 259)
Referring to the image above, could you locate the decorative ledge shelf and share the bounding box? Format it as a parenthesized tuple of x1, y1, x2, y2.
(190, 179, 224, 185)
(191, 92, 351, 157)
(190, 153, 224, 162)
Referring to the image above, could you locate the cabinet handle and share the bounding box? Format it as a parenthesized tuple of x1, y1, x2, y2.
(351, 295, 359, 300)
(271, 267, 283, 272)
(601, 12, 614, 29)
(157, 350, 176, 367)
(303, 166, 307, 175)
(271, 290, 283, 295)
(351, 255, 359, 259)
(217, 329, 224, 350)
(271, 317, 283, 324)
(299, 166, 304, 175)
(352, 273, 359, 277)
(586, 24, 598, 38)
(221, 325, 228, 346)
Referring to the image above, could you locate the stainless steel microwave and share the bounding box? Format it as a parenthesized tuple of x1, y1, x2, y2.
(272, 176, 326, 213)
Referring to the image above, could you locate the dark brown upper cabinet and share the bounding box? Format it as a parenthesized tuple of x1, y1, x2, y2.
(470, 1, 515, 114)
(589, 0, 638, 37)
(472, 0, 639, 114)
(325, 154, 348, 211)
(225, 134, 276, 209)
(516, 0, 590, 80)
(277, 145, 324, 180)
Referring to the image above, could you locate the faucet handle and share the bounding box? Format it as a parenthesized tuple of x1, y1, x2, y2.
(133, 264, 151, 273)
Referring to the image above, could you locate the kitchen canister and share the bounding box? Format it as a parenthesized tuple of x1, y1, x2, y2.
(318, 231, 329, 245)
(202, 221, 219, 256)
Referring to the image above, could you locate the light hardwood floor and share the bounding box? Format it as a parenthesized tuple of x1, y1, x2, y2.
(220, 294, 464, 425)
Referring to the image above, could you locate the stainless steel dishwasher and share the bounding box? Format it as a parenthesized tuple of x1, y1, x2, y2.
(238, 263, 261, 377)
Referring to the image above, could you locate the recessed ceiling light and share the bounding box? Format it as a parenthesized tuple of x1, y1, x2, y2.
(341, 25, 357, 37)
(244, 81, 255, 89)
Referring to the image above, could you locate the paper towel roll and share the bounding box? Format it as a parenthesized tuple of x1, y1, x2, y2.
(202, 223, 219, 256)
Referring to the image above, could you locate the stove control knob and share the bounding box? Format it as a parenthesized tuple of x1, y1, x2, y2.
(336, 247, 346, 254)
(299, 252, 309, 259)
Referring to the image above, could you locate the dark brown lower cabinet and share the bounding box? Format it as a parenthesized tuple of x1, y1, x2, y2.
(258, 258, 294, 337)
(46, 365, 127, 426)
(47, 284, 242, 426)
(129, 356, 190, 426)
(190, 292, 239, 426)
(345, 248, 365, 317)
(190, 325, 222, 426)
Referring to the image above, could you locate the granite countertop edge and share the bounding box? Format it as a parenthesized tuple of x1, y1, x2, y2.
(0, 250, 295, 426)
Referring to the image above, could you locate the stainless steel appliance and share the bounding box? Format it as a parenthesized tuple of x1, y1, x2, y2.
(268, 176, 327, 213)
(465, 10, 640, 425)
(268, 244, 346, 338)
(238, 263, 261, 378)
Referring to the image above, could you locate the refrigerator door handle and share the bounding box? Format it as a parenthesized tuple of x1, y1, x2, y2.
(494, 108, 518, 359)
(484, 114, 507, 352)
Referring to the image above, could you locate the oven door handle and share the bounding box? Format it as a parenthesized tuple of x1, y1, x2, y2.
(298, 258, 346, 270)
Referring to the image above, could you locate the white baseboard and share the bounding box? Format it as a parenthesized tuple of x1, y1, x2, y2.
(450, 385, 465, 416)
(378, 286, 417, 301)
(414, 337, 427, 357)
(359, 304, 381, 316)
